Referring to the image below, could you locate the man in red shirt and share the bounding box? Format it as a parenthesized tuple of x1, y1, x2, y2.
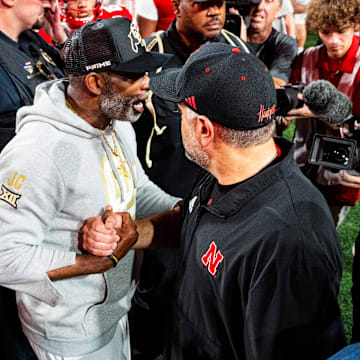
(289, 0, 360, 225)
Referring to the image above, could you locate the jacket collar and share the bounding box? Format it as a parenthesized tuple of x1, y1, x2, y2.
(197, 138, 295, 218)
(166, 20, 195, 63)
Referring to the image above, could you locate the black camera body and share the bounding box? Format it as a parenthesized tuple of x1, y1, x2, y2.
(309, 134, 358, 171)
(276, 83, 305, 116)
(224, 0, 260, 35)
(226, 0, 259, 15)
(308, 116, 360, 173)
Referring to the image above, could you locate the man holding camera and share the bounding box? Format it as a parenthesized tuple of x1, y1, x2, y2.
(289, 0, 360, 226)
(247, 0, 298, 87)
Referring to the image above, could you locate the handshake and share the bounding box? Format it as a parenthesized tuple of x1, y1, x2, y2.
(80, 205, 138, 264)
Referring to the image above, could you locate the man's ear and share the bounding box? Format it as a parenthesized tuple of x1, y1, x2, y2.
(84, 72, 105, 96)
(195, 115, 215, 148)
(172, 0, 180, 16)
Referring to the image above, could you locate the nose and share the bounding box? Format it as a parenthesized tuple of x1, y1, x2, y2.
(77, 0, 88, 9)
(328, 33, 340, 45)
(138, 74, 150, 91)
(207, 4, 221, 16)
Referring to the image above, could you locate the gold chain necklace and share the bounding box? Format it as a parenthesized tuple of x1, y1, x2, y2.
(65, 97, 130, 179)
(98, 125, 122, 157)
(98, 125, 130, 179)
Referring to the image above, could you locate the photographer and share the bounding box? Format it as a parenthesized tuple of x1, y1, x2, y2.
(247, 0, 298, 87)
(288, 0, 360, 226)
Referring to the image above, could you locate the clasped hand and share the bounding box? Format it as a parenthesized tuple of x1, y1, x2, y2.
(81, 206, 138, 258)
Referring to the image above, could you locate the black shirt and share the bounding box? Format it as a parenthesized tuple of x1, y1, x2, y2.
(247, 28, 297, 82)
(169, 138, 346, 360)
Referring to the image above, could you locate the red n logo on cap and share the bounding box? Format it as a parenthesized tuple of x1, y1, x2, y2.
(201, 241, 224, 277)
(185, 96, 197, 110)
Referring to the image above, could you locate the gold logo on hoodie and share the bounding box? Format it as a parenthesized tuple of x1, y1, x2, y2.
(7, 172, 26, 190)
(0, 185, 21, 209)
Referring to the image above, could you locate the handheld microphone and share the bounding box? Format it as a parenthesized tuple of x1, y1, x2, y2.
(302, 80, 353, 125)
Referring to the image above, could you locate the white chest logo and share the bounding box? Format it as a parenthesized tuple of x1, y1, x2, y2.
(188, 196, 197, 214)
(128, 23, 145, 53)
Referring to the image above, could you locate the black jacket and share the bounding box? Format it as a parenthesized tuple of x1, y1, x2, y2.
(168, 138, 346, 360)
(0, 30, 63, 150)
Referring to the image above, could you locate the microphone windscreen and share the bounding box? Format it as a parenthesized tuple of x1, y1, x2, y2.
(303, 80, 352, 125)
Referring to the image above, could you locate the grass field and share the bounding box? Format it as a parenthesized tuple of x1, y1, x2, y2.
(338, 204, 360, 340)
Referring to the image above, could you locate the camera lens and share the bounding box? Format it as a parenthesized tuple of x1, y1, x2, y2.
(324, 147, 350, 166)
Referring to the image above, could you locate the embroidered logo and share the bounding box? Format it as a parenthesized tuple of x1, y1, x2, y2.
(0, 185, 21, 209)
(257, 104, 276, 123)
(128, 23, 145, 53)
(188, 196, 197, 214)
(185, 96, 197, 110)
(201, 241, 224, 277)
(7, 172, 26, 190)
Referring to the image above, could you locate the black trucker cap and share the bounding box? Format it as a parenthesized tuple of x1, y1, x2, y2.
(63, 17, 171, 75)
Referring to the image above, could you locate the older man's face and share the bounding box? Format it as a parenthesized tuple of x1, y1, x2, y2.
(249, 0, 281, 34)
(100, 72, 150, 123)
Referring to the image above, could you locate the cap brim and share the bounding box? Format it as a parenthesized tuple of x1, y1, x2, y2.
(149, 67, 184, 102)
(113, 52, 173, 73)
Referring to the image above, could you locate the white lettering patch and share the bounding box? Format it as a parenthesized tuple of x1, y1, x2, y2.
(0, 185, 21, 209)
(85, 60, 111, 71)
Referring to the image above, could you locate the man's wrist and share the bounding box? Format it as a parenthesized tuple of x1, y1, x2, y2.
(52, 40, 66, 50)
(107, 253, 119, 267)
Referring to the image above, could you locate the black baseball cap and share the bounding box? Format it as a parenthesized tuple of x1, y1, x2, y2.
(63, 17, 171, 75)
(149, 42, 277, 130)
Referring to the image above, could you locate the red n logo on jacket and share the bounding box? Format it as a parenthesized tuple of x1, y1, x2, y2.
(201, 241, 224, 277)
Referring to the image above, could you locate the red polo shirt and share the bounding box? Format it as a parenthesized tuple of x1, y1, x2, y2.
(291, 35, 360, 115)
(291, 35, 360, 206)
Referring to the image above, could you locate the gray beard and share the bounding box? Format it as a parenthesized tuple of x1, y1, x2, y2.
(183, 128, 210, 170)
(100, 84, 142, 123)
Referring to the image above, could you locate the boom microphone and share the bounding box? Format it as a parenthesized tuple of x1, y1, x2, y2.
(303, 80, 353, 125)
